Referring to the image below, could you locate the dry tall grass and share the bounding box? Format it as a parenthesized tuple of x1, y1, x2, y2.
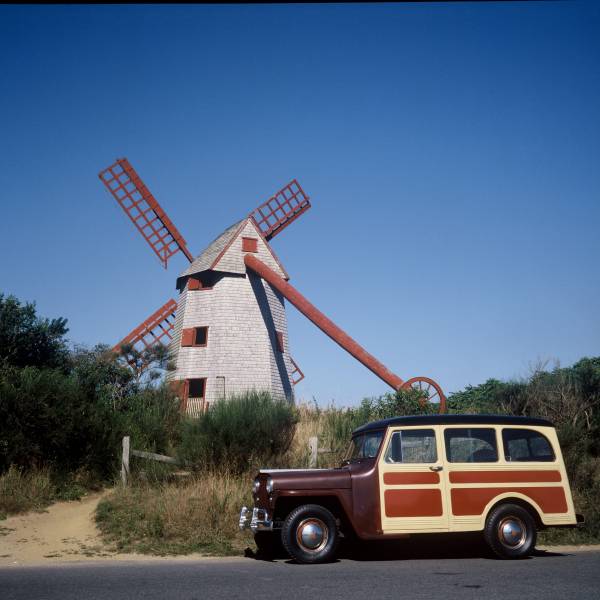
(0, 465, 97, 519)
(96, 470, 254, 555)
(0, 466, 55, 517)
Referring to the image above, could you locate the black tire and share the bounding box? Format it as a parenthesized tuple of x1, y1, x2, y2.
(254, 531, 281, 559)
(484, 503, 537, 559)
(281, 504, 339, 564)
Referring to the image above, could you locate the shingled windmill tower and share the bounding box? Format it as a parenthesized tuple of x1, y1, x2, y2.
(170, 211, 305, 414)
(99, 158, 447, 417)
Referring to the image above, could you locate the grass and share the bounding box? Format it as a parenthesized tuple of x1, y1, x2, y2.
(0, 465, 99, 520)
(95, 471, 254, 556)
(0, 466, 56, 519)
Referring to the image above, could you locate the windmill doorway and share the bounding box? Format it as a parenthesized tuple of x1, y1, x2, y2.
(186, 378, 207, 417)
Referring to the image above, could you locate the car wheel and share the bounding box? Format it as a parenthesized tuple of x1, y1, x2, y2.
(281, 504, 339, 564)
(484, 503, 537, 559)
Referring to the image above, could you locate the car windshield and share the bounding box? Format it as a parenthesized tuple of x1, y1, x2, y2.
(343, 430, 384, 462)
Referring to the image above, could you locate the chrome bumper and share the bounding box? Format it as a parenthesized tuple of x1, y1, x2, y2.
(239, 506, 273, 532)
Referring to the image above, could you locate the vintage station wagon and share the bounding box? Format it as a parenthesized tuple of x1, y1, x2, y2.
(239, 415, 583, 563)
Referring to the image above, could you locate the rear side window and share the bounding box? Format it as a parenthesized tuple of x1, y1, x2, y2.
(384, 429, 437, 463)
(444, 428, 498, 463)
(502, 428, 555, 462)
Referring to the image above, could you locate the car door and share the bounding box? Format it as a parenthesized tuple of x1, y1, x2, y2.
(378, 426, 449, 533)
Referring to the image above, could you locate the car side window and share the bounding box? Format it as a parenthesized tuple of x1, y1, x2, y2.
(502, 428, 555, 462)
(384, 429, 437, 463)
(444, 428, 498, 463)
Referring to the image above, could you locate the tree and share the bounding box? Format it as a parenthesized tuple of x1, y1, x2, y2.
(114, 342, 171, 386)
(0, 294, 69, 369)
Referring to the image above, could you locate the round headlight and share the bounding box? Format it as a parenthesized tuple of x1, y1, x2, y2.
(253, 477, 260, 494)
(265, 476, 273, 494)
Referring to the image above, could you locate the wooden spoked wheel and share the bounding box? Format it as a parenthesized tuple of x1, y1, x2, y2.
(401, 376, 447, 414)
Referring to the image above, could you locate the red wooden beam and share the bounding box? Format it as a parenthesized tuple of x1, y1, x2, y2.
(244, 254, 404, 390)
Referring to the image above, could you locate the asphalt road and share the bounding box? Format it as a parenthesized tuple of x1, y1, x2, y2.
(2, 546, 599, 600)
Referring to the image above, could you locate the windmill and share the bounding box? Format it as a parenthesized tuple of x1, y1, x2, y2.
(99, 158, 446, 416)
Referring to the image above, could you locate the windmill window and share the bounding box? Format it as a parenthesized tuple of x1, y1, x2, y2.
(242, 237, 258, 253)
(194, 326, 208, 347)
(188, 277, 202, 290)
(276, 331, 284, 352)
(188, 378, 205, 399)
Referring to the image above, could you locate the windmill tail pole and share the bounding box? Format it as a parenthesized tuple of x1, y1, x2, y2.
(244, 254, 404, 391)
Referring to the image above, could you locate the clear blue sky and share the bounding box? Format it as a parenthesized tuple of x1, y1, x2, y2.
(1, 2, 598, 407)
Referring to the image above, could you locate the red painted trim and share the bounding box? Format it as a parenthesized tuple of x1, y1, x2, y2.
(276, 331, 284, 352)
(242, 237, 258, 253)
(244, 254, 404, 390)
(449, 470, 562, 484)
(172, 379, 189, 413)
(181, 328, 195, 347)
(183, 326, 208, 347)
(187, 279, 213, 292)
(384, 472, 440, 485)
(450, 487, 568, 515)
(384, 489, 443, 517)
(169, 379, 188, 413)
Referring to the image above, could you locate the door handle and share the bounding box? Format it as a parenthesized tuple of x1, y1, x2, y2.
(429, 466, 443, 472)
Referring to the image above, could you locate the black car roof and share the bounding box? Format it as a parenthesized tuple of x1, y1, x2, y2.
(352, 414, 554, 435)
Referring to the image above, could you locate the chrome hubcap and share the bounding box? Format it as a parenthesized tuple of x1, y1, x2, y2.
(498, 517, 526, 548)
(296, 518, 328, 552)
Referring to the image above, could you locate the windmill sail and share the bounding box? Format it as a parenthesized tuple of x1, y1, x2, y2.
(248, 179, 310, 240)
(99, 158, 193, 268)
(113, 298, 178, 353)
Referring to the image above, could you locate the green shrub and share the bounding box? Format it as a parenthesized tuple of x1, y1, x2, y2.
(177, 391, 297, 473)
(0, 361, 182, 478)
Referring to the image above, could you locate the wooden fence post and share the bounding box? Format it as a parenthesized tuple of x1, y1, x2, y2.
(121, 436, 130, 486)
(309, 436, 318, 468)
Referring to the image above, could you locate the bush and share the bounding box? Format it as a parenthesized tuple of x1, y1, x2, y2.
(0, 361, 182, 479)
(177, 391, 297, 473)
(0, 365, 113, 474)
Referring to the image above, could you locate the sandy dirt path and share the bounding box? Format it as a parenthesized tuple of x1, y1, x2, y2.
(0, 491, 213, 567)
(0, 491, 117, 566)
